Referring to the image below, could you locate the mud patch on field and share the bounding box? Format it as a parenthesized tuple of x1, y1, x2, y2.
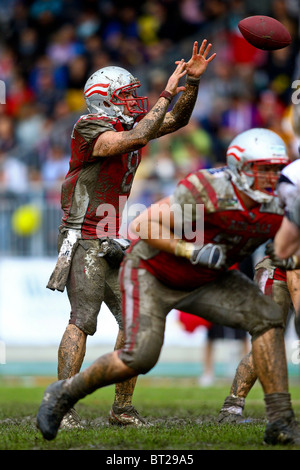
(87, 414, 260, 428)
(0, 416, 37, 427)
(0, 414, 265, 429)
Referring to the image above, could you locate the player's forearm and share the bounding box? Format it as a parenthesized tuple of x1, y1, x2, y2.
(124, 97, 171, 149)
(139, 223, 178, 254)
(171, 78, 200, 126)
(93, 97, 170, 157)
(156, 79, 199, 136)
(274, 217, 300, 259)
(130, 205, 226, 270)
(133, 229, 226, 270)
(132, 217, 193, 256)
(130, 215, 178, 254)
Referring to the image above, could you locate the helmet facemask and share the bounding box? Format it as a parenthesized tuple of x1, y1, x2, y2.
(111, 83, 148, 117)
(241, 160, 288, 198)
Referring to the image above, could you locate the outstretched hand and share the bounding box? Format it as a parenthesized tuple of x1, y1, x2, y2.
(164, 59, 187, 97)
(183, 39, 216, 79)
(163, 40, 216, 101)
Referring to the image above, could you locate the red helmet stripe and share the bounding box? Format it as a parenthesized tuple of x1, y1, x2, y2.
(227, 151, 241, 161)
(227, 145, 245, 161)
(85, 83, 109, 97)
(228, 145, 245, 152)
(86, 89, 107, 97)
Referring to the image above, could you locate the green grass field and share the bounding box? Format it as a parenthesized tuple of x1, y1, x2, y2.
(1, 376, 300, 452)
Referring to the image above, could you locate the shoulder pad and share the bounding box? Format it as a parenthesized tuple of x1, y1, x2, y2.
(73, 114, 117, 143)
(175, 168, 241, 213)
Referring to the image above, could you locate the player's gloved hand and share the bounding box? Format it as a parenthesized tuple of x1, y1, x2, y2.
(190, 243, 226, 269)
(99, 238, 130, 268)
(175, 240, 226, 269)
(265, 242, 299, 270)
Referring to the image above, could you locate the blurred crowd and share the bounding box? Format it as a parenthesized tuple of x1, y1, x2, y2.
(0, 0, 299, 206)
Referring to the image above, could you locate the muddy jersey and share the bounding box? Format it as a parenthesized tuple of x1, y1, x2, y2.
(60, 114, 142, 238)
(131, 167, 284, 290)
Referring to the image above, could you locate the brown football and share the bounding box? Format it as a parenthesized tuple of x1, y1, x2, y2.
(238, 15, 292, 50)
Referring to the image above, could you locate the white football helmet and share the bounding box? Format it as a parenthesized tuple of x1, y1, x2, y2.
(84, 66, 148, 126)
(226, 128, 290, 203)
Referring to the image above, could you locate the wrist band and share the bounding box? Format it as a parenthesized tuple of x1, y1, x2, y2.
(186, 76, 201, 86)
(175, 240, 194, 259)
(160, 90, 173, 103)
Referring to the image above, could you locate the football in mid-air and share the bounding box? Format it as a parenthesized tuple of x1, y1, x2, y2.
(238, 15, 292, 50)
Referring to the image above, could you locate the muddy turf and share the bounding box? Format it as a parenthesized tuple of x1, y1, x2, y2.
(1, 377, 300, 451)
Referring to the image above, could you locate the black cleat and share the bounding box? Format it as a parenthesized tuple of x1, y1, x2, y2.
(264, 415, 300, 446)
(37, 380, 75, 440)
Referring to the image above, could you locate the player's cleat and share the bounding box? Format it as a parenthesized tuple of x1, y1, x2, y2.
(263, 414, 300, 446)
(60, 408, 83, 430)
(217, 395, 249, 424)
(217, 410, 252, 424)
(109, 405, 150, 427)
(36, 380, 76, 440)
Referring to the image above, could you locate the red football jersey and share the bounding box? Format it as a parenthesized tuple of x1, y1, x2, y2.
(135, 167, 284, 289)
(60, 114, 142, 238)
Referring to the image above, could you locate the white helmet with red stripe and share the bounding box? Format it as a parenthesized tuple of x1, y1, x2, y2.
(226, 128, 290, 203)
(84, 66, 148, 125)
